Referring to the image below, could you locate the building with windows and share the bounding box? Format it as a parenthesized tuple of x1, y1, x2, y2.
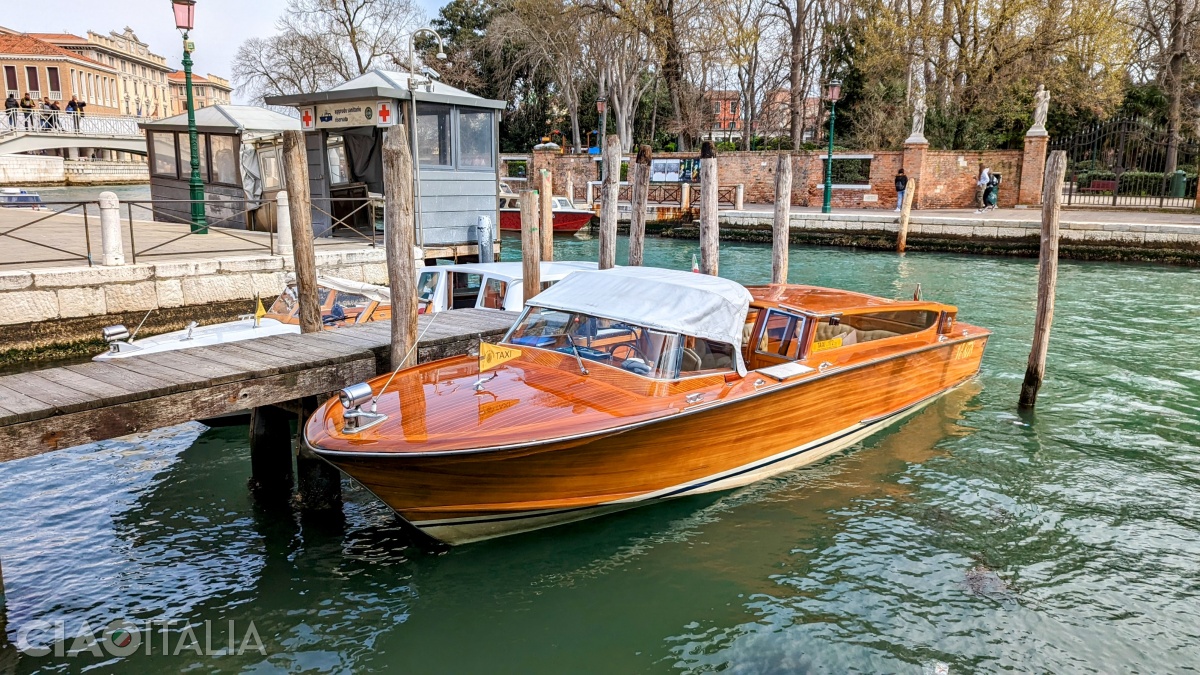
(757, 89, 822, 142)
(702, 90, 742, 142)
(0, 32, 120, 115)
(168, 72, 233, 115)
(30, 28, 173, 119)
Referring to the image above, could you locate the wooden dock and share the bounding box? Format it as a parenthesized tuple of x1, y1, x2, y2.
(0, 309, 517, 463)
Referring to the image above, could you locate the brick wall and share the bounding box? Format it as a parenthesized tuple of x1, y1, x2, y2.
(529, 146, 1037, 210)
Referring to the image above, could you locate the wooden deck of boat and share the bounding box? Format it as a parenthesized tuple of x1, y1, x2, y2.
(0, 309, 518, 463)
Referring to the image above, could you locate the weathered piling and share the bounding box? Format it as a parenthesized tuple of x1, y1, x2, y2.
(539, 169, 554, 261)
(248, 405, 294, 499)
(296, 396, 342, 513)
(383, 123, 418, 371)
(599, 134, 621, 269)
(897, 178, 916, 253)
(521, 189, 542, 303)
(281, 130, 321, 334)
(699, 141, 719, 276)
(629, 144, 652, 266)
(1019, 150, 1067, 408)
(771, 154, 791, 283)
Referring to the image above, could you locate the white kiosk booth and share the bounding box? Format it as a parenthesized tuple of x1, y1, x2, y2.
(266, 70, 506, 261)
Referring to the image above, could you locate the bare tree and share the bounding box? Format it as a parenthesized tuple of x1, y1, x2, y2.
(234, 0, 424, 104)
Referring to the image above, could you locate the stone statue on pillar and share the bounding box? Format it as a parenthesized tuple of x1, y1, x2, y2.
(1028, 84, 1050, 137)
(905, 97, 928, 145)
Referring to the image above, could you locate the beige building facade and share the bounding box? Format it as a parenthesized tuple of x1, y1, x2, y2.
(33, 27, 173, 119)
(168, 72, 232, 115)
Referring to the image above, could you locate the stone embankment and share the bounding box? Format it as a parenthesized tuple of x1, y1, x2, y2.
(675, 211, 1200, 265)
(0, 155, 148, 185)
(0, 248, 388, 360)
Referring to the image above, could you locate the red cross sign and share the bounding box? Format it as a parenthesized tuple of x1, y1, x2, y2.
(375, 101, 396, 127)
(300, 107, 315, 130)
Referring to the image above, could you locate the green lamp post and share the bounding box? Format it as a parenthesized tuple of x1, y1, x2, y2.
(821, 79, 842, 214)
(172, 0, 206, 234)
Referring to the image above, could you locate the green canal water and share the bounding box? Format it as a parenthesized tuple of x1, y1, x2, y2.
(1, 234, 1198, 673)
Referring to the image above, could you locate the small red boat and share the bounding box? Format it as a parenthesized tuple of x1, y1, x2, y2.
(498, 183, 593, 233)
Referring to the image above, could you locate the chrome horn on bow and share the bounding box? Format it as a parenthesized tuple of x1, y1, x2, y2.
(339, 382, 388, 433)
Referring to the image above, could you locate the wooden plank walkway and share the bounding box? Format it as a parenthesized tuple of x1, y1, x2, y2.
(0, 309, 517, 462)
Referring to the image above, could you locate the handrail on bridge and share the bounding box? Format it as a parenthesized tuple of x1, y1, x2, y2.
(0, 110, 144, 137)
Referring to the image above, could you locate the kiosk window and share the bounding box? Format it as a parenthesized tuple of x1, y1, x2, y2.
(151, 132, 177, 178)
(210, 134, 239, 185)
(176, 132, 207, 181)
(458, 109, 494, 168)
(417, 103, 452, 166)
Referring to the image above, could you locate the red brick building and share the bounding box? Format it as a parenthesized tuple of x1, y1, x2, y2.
(703, 90, 743, 142)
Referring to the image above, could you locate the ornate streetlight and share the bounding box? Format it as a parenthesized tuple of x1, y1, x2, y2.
(821, 79, 842, 214)
(171, 0, 205, 233)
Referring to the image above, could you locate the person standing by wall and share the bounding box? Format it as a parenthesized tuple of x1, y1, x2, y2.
(974, 166, 991, 213)
(894, 168, 909, 212)
(3, 94, 17, 128)
(18, 94, 35, 130)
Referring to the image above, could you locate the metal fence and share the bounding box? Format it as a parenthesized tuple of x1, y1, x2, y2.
(1051, 118, 1200, 209)
(0, 110, 143, 137)
(0, 201, 94, 267)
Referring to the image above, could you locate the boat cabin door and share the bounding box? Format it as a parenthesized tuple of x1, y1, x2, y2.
(417, 268, 448, 314)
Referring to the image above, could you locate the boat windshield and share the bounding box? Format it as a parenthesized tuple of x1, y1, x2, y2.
(505, 307, 737, 379)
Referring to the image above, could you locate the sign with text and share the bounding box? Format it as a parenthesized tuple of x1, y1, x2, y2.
(479, 342, 522, 372)
(314, 101, 376, 129)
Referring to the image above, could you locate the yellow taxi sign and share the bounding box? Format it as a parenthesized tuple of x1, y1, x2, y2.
(479, 342, 521, 372)
(811, 336, 842, 353)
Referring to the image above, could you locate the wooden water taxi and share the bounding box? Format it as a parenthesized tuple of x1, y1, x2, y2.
(304, 267, 989, 544)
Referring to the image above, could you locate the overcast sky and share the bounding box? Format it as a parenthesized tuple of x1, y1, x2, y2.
(4, 0, 443, 104)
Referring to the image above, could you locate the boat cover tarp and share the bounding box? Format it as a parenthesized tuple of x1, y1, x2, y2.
(284, 273, 391, 303)
(529, 267, 752, 374)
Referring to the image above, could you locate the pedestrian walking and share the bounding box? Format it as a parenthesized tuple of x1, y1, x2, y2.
(973, 166, 991, 213)
(40, 98, 54, 131)
(3, 93, 17, 128)
(894, 168, 909, 212)
(19, 94, 35, 130)
(48, 99, 62, 130)
(65, 96, 85, 132)
(982, 173, 1001, 212)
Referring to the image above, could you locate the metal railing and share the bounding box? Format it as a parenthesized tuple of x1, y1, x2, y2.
(0, 201, 94, 267)
(0, 110, 143, 137)
(311, 196, 383, 248)
(125, 199, 275, 263)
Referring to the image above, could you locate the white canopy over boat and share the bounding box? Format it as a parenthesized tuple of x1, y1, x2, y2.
(282, 273, 392, 303)
(530, 267, 753, 372)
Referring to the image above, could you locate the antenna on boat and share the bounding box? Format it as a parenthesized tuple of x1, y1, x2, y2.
(913, 283, 922, 301)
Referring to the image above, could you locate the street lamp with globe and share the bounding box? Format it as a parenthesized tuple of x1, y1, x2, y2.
(171, 0, 206, 233)
(821, 79, 842, 214)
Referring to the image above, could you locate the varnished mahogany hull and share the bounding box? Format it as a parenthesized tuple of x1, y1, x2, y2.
(311, 335, 988, 544)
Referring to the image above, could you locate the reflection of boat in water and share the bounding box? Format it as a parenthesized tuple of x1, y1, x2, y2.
(498, 182, 592, 234)
(304, 267, 990, 545)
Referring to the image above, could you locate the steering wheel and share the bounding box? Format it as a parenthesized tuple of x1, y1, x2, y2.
(607, 343, 647, 362)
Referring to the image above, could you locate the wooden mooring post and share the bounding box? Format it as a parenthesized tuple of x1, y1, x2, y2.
(521, 189, 542, 302)
(897, 178, 916, 253)
(281, 130, 321, 334)
(771, 153, 791, 284)
(539, 170, 554, 262)
(629, 144, 652, 266)
(248, 405, 294, 499)
(1019, 150, 1067, 409)
(598, 135, 621, 269)
(699, 141, 719, 276)
(383, 123, 418, 371)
